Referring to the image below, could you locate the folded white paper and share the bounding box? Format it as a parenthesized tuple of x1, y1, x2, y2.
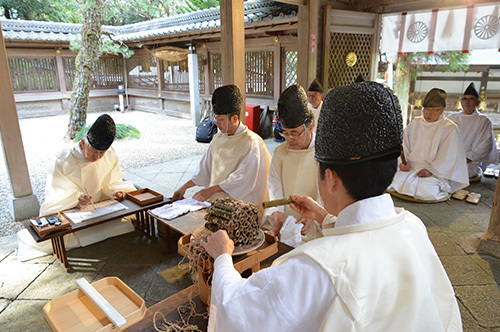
(149, 198, 211, 220)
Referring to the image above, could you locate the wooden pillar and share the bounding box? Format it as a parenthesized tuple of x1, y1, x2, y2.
(157, 58, 164, 111)
(298, 0, 320, 90)
(0, 22, 40, 220)
(55, 50, 70, 111)
(297, 5, 309, 89)
(220, 0, 246, 124)
(272, 41, 280, 102)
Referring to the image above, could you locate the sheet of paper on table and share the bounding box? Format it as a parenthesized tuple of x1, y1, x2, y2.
(149, 198, 210, 220)
(63, 199, 128, 223)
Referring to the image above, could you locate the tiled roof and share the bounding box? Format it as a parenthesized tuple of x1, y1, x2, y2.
(0, 0, 297, 43)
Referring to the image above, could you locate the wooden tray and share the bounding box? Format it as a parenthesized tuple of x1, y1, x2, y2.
(32, 213, 72, 238)
(126, 188, 163, 206)
(43, 277, 146, 332)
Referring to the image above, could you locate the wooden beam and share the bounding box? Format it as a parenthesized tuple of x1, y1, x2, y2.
(358, 0, 498, 13)
(274, 0, 306, 6)
(220, 0, 246, 123)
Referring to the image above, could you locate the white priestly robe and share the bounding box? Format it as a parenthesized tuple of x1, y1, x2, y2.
(448, 109, 498, 177)
(265, 134, 322, 242)
(191, 123, 271, 206)
(208, 194, 462, 332)
(309, 100, 322, 132)
(17, 144, 136, 258)
(389, 115, 469, 200)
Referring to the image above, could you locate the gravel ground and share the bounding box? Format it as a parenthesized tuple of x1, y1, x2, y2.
(0, 111, 209, 236)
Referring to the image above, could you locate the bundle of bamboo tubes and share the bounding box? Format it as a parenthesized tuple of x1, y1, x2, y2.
(204, 197, 261, 246)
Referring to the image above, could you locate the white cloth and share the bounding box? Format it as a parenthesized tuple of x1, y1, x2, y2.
(279, 215, 303, 248)
(17, 143, 136, 260)
(309, 101, 322, 132)
(389, 115, 469, 200)
(149, 198, 210, 220)
(191, 123, 271, 205)
(448, 109, 498, 177)
(208, 194, 462, 332)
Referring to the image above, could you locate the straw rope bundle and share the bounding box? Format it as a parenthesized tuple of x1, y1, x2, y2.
(156, 198, 261, 331)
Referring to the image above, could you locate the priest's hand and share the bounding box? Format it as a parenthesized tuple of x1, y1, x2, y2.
(76, 194, 92, 209)
(172, 188, 186, 202)
(193, 185, 222, 202)
(201, 230, 234, 259)
(296, 217, 313, 235)
(113, 191, 124, 199)
(289, 194, 327, 224)
(417, 169, 432, 177)
(268, 212, 284, 239)
(399, 163, 410, 172)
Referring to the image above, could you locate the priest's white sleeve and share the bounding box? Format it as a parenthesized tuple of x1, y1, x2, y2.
(39, 158, 81, 216)
(266, 161, 285, 215)
(104, 150, 136, 197)
(208, 254, 336, 332)
(191, 145, 213, 187)
(218, 140, 266, 203)
(467, 120, 494, 163)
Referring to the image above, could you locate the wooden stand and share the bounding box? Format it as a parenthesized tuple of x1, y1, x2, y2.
(178, 232, 278, 305)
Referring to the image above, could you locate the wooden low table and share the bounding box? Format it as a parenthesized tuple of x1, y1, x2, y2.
(150, 209, 208, 250)
(22, 197, 171, 271)
(129, 241, 294, 332)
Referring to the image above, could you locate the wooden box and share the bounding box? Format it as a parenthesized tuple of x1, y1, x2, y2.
(32, 213, 72, 238)
(126, 188, 163, 206)
(178, 232, 278, 305)
(43, 277, 146, 332)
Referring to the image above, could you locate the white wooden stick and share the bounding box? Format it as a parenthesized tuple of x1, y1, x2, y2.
(75, 278, 127, 328)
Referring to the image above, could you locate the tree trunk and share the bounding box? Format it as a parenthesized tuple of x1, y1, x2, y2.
(394, 54, 411, 126)
(66, 0, 104, 139)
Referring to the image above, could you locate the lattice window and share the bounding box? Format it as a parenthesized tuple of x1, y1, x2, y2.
(212, 53, 222, 90)
(63, 57, 124, 91)
(284, 50, 298, 87)
(245, 50, 273, 96)
(326, 33, 372, 90)
(126, 56, 158, 89)
(163, 58, 189, 92)
(9, 57, 59, 91)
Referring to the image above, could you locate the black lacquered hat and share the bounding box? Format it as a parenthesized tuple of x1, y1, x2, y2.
(87, 114, 116, 151)
(277, 84, 313, 128)
(212, 85, 243, 115)
(463, 82, 479, 99)
(308, 79, 323, 93)
(315, 81, 403, 164)
(423, 88, 446, 108)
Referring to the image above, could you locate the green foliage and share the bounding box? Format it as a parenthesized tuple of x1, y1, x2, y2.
(178, 0, 218, 14)
(401, 51, 470, 80)
(2, 0, 221, 25)
(74, 123, 141, 141)
(70, 33, 134, 58)
(0, 0, 80, 22)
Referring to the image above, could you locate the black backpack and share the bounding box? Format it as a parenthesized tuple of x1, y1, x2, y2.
(196, 99, 217, 143)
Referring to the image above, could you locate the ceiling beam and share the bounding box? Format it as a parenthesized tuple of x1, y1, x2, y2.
(356, 0, 499, 13)
(274, 0, 306, 6)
